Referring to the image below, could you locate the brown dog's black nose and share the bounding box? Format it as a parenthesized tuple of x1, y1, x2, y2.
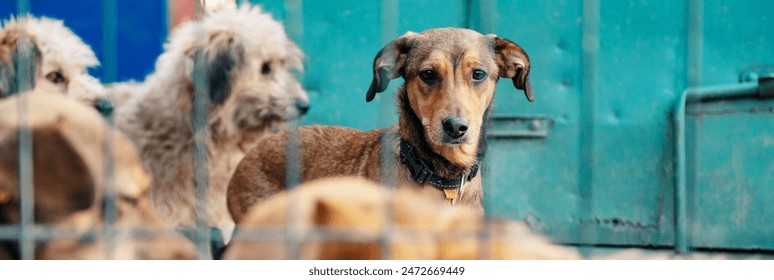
(295, 99, 310, 115)
(442, 117, 468, 139)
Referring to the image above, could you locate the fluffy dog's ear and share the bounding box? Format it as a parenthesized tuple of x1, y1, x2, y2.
(0, 30, 41, 97)
(366, 31, 417, 102)
(490, 36, 533, 102)
(193, 33, 244, 104)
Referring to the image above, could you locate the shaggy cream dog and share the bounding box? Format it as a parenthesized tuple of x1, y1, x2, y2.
(0, 16, 109, 114)
(112, 4, 308, 241)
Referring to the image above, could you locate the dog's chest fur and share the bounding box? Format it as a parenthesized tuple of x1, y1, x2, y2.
(115, 85, 240, 229)
(227, 124, 484, 223)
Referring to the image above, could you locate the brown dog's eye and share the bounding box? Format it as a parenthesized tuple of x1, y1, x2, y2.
(472, 69, 487, 81)
(45, 71, 65, 84)
(419, 69, 437, 84)
(261, 62, 271, 75)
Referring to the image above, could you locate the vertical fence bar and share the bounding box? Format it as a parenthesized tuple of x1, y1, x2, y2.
(16, 95, 34, 260)
(379, 0, 398, 129)
(100, 0, 119, 259)
(378, 0, 398, 185)
(687, 0, 703, 89)
(476, 0, 497, 260)
(16, 0, 29, 15)
(284, 0, 303, 44)
(579, 0, 600, 247)
(192, 46, 213, 261)
(377, 0, 400, 260)
(283, 121, 301, 259)
(102, 0, 118, 83)
(284, 0, 303, 260)
(477, 0, 496, 34)
(13, 1, 34, 257)
(100, 116, 117, 259)
(14, 32, 35, 260)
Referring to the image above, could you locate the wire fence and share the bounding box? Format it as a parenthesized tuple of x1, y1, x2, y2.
(0, 0, 494, 260)
(3, 0, 772, 261)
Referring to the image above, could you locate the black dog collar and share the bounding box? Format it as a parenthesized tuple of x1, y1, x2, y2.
(399, 139, 479, 203)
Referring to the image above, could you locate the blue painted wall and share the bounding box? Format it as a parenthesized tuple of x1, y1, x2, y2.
(0, 0, 167, 83)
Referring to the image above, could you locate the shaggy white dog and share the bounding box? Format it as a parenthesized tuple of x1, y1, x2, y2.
(112, 4, 308, 242)
(0, 16, 108, 114)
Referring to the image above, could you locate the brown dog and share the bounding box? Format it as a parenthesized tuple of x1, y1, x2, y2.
(0, 93, 194, 259)
(224, 177, 577, 260)
(227, 28, 532, 222)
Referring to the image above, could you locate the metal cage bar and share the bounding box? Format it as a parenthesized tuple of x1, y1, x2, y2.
(1, 0, 523, 261)
(192, 39, 213, 260)
(578, 0, 600, 248)
(14, 26, 35, 261)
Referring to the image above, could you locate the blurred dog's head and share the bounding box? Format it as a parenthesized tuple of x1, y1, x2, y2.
(0, 93, 194, 259)
(225, 177, 578, 260)
(0, 16, 110, 116)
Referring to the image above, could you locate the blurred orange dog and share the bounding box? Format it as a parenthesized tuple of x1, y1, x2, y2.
(0, 93, 194, 259)
(224, 177, 579, 260)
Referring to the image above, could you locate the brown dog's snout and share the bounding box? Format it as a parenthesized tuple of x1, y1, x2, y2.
(442, 117, 468, 139)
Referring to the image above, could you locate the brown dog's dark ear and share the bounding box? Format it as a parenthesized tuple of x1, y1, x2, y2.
(366, 31, 417, 102)
(490, 36, 533, 102)
(0, 29, 41, 97)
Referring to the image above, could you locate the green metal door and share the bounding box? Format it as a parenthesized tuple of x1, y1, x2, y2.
(251, 0, 774, 253)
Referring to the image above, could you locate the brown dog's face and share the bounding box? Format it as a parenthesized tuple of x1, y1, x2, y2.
(403, 30, 499, 164)
(366, 28, 532, 166)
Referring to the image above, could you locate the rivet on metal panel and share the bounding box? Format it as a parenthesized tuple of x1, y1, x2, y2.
(524, 212, 544, 232)
(556, 40, 568, 51)
(528, 120, 542, 131)
(561, 77, 572, 87)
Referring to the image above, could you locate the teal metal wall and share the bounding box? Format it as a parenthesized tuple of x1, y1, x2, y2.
(256, 0, 774, 252)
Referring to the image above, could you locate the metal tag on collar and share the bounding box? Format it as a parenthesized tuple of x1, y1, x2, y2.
(444, 188, 459, 202)
(446, 177, 466, 206)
